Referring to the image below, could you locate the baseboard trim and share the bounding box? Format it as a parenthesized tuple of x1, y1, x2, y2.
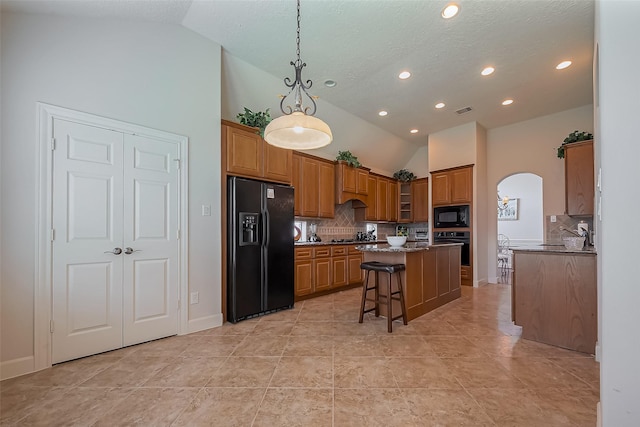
(1, 355, 36, 381)
(474, 278, 489, 288)
(185, 313, 223, 334)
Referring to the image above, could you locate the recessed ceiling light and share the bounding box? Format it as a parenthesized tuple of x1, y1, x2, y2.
(398, 71, 411, 80)
(442, 3, 460, 19)
(378, 110, 388, 116)
(502, 99, 514, 106)
(556, 60, 572, 70)
(410, 129, 419, 134)
(481, 66, 495, 76)
(435, 102, 446, 109)
(324, 79, 337, 87)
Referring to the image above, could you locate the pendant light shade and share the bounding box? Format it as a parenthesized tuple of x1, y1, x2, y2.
(265, 0, 332, 150)
(264, 112, 332, 150)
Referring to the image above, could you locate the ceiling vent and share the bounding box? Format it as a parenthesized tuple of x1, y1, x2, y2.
(455, 106, 473, 115)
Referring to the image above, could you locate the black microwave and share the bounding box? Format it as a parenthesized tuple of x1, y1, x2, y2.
(433, 205, 470, 228)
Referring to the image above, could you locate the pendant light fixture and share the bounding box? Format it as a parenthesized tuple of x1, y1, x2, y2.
(264, 0, 332, 150)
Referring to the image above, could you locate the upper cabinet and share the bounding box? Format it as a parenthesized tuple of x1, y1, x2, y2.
(398, 182, 413, 223)
(412, 178, 429, 222)
(335, 162, 369, 204)
(222, 120, 292, 184)
(565, 140, 594, 216)
(293, 152, 335, 219)
(431, 165, 473, 206)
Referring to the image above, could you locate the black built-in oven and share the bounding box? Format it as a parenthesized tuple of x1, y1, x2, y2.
(433, 231, 470, 266)
(433, 205, 470, 228)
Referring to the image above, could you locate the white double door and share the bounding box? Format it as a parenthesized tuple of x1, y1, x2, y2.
(51, 119, 179, 363)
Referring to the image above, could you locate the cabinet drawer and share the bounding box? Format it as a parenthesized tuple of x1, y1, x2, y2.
(313, 247, 331, 258)
(295, 247, 313, 260)
(348, 245, 361, 255)
(331, 246, 347, 256)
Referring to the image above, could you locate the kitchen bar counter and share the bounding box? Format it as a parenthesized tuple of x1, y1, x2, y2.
(512, 244, 596, 255)
(512, 249, 597, 354)
(356, 243, 462, 321)
(295, 240, 430, 246)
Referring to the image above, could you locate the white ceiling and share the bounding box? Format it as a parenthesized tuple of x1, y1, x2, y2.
(2, 0, 595, 147)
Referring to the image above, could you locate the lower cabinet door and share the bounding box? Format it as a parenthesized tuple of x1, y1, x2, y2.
(294, 260, 313, 297)
(314, 258, 332, 291)
(332, 256, 348, 288)
(348, 255, 364, 284)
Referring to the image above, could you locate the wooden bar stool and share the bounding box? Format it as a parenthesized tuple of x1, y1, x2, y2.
(359, 261, 408, 332)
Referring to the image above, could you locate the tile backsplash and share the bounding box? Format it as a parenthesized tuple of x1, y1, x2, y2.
(546, 215, 593, 245)
(298, 202, 428, 241)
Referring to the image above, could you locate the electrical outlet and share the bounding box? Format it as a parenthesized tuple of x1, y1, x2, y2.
(202, 205, 211, 216)
(550, 215, 557, 223)
(190, 292, 199, 304)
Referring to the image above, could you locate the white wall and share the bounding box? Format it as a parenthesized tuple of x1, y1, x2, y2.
(428, 122, 477, 172)
(474, 123, 489, 286)
(0, 12, 222, 376)
(597, 0, 640, 424)
(497, 173, 544, 245)
(485, 105, 593, 280)
(402, 145, 429, 178)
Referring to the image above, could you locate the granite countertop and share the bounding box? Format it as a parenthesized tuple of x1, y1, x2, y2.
(295, 240, 387, 246)
(356, 242, 462, 253)
(511, 244, 597, 255)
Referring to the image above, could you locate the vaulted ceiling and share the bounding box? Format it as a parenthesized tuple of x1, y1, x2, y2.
(3, 0, 595, 149)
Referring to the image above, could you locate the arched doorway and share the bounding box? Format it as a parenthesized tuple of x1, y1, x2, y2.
(496, 173, 544, 283)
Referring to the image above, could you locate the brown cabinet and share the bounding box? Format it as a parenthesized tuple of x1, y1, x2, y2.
(431, 165, 473, 206)
(222, 120, 292, 184)
(292, 153, 302, 216)
(361, 175, 378, 221)
(294, 153, 335, 219)
(513, 250, 597, 354)
(313, 247, 332, 292)
(376, 177, 389, 221)
(565, 140, 594, 216)
(398, 182, 413, 223)
(294, 248, 313, 297)
(318, 161, 335, 218)
(335, 162, 369, 204)
(301, 157, 319, 217)
(388, 180, 398, 222)
(331, 246, 348, 288)
(412, 178, 429, 222)
(294, 244, 364, 299)
(347, 246, 364, 284)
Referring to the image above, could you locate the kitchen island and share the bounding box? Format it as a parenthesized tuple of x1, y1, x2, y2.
(356, 242, 462, 321)
(512, 245, 597, 354)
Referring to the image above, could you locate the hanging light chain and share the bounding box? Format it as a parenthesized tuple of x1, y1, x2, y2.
(279, 0, 317, 117)
(296, 0, 301, 65)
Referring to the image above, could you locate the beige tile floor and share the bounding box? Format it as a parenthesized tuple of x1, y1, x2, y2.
(1, 284, 599, 426)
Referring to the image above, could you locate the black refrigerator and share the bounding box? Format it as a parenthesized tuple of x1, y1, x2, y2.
(227, 176, 295, 323)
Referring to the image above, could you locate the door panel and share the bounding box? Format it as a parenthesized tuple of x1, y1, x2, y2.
(52, 119, 179, 362)
(52, 119, 124, 363)
(123, 134, 178, 345)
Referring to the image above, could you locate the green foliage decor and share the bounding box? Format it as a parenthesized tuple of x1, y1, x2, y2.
(236, 107, 271, 137)
(393, 169, 416, 182)
(335, 150, 361, 168)
(557, 130, 593, 158)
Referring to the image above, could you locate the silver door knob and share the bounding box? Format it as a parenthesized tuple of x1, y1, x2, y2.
(124, 247, 141, 255)
(104, 248, 123, 255)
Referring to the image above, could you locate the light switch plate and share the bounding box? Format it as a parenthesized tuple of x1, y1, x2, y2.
(551, 215, 557, 223)
(190, 292, 199, 304)
(202, 205, 211, 216)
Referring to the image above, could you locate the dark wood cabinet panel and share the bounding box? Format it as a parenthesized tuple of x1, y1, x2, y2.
(412, 178, 429, 222)
(389, 180, 398, 222)
(376, 177, 389, 221)
(224, 123, 262, 178)
(313, 258, 331, 292)
(431, 165, 472, 206)
(565, 140, 594, 216)
(294, 260, 313, 296)
(263, 142, 292, 183)
(513, 251, 597, 354)
(318, 160, 335, 218)
(292, 153, 302, 216)
(332, 256, 348, 288)
(301, 157, 320, 217)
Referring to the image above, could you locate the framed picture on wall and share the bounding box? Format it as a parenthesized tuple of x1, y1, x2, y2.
(498, 198, 519, 220)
